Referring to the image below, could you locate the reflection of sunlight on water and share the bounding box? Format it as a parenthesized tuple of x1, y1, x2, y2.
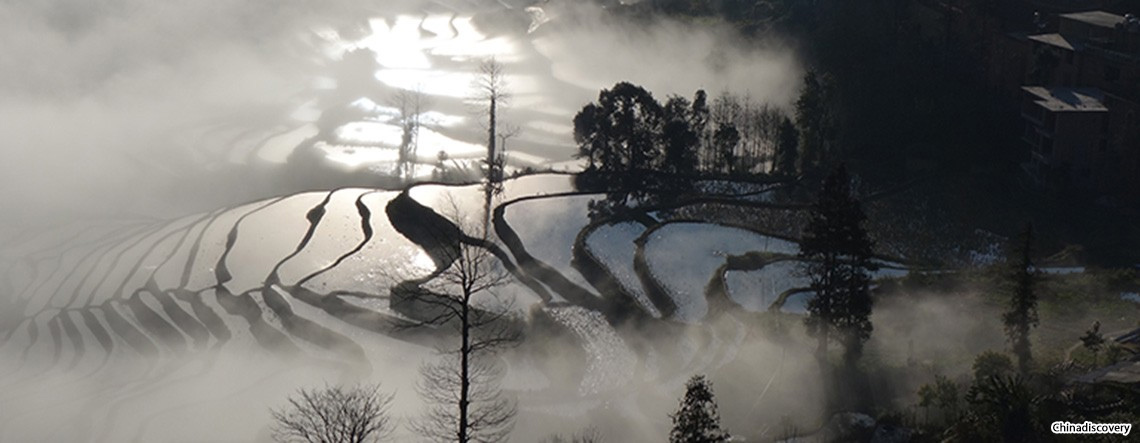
(348, 98, 400, 118)
(316, 143, 399, 168)
(416, 128, 485, 158)
(431, 17, 519, 62)
(375, 70, 540, 99)
(360, 17, 432, 69)
(410, 248, 436, 273)
(303, 13, 525, 168)
(350, 97, 466, 128)
(421, 14, 456, 40)
(328, 14, 521, 95)
(504, 151, 549, 168)
(419, 111, 465, 128)
(258, 124, 318, 164)
(326, 119, 486, 167)
(375, 69, 476, 98)
(334, 121, 403, 145)
(293, 12, 581, 172)
(345, 15, 519, 71)
(313, 13, 514, 65)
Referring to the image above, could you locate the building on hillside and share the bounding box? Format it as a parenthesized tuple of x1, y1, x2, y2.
(1028, 11, 1140, 87)
(1022, 10, 1140, 202)
(908, 1, 1140, 202)
(1020, 87, 1110, 188)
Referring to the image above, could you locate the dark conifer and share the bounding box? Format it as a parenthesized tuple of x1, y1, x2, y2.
(799, 165, 876, 365)
(1002, 222, 1038, 375)
(774, 117, 799, 176)
(669, 375, 730, 443)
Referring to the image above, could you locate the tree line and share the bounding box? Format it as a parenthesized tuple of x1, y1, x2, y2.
(573, 74, 840, 195)
(573, 83, 802, 186)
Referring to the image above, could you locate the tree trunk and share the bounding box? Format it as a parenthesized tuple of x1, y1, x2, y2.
(459, 296, 470, 443)
(487, 96, 497, 182)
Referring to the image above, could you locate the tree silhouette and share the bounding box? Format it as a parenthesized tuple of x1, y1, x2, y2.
(972, 351, 1014, 382)
(574, 84, 784, 183)
(662, 95, 699, 177)
(473, 58, 510, 184)
(917, 374, 961, 426)
(709, 93, 742, 174)
(691, 89, 710, 166)
(669, 375, 730, 443)
(713, 124, 740, 175)
(270, 384, 395, 443)
(392, 88, 428, 181)
(573, 82, 663, 179)
(960, 375, 1044, 442)
(1002, 222, 1038, 375)
(608, 82, 664, 175)
(799, 165, 876, 365)
(794, 70, 838, 173)
(774, 116, 799, 176)
(397, 201, 521, 443)
(573, 82, 667, 200)
(574, 102, 605, 171)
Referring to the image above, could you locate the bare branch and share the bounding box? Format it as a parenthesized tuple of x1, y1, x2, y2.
(413, 355, 516, 443)
(396, 201, 520, 442)
(270, 384, 395, 443)
(471, 58, 510, 108)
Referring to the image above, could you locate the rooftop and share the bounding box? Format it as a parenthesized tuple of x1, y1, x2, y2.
(1023, 86, 1108, 112)
(1028, 33, 1083, 51)
(1061, 10, 1126, 29)
(1073, 359, 1140, 385)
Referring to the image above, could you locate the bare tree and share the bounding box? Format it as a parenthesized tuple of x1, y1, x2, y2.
(392, 87, 430, 181)
(471, 58, 510, 184)
(708, 92, 741, 174)
(703, 91, 783, 175)
(494, 123, 522, 176)
(270, 384, 395, 443)
(399, 201, 521, 442)
(415, 354, 516, 443)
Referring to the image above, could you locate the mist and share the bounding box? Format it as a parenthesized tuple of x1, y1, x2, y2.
(0, 0, 811, 440)
(0, 0, 801, 225)
(6, 0, 1125, 442)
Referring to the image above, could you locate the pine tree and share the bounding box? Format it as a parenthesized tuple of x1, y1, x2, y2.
(799, 165, 876, 365)
(794, 70, 838, 172)
(669, 375, 730, 443)
(1002, 222, 1038, 375)
(774, 117, 799, 176)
